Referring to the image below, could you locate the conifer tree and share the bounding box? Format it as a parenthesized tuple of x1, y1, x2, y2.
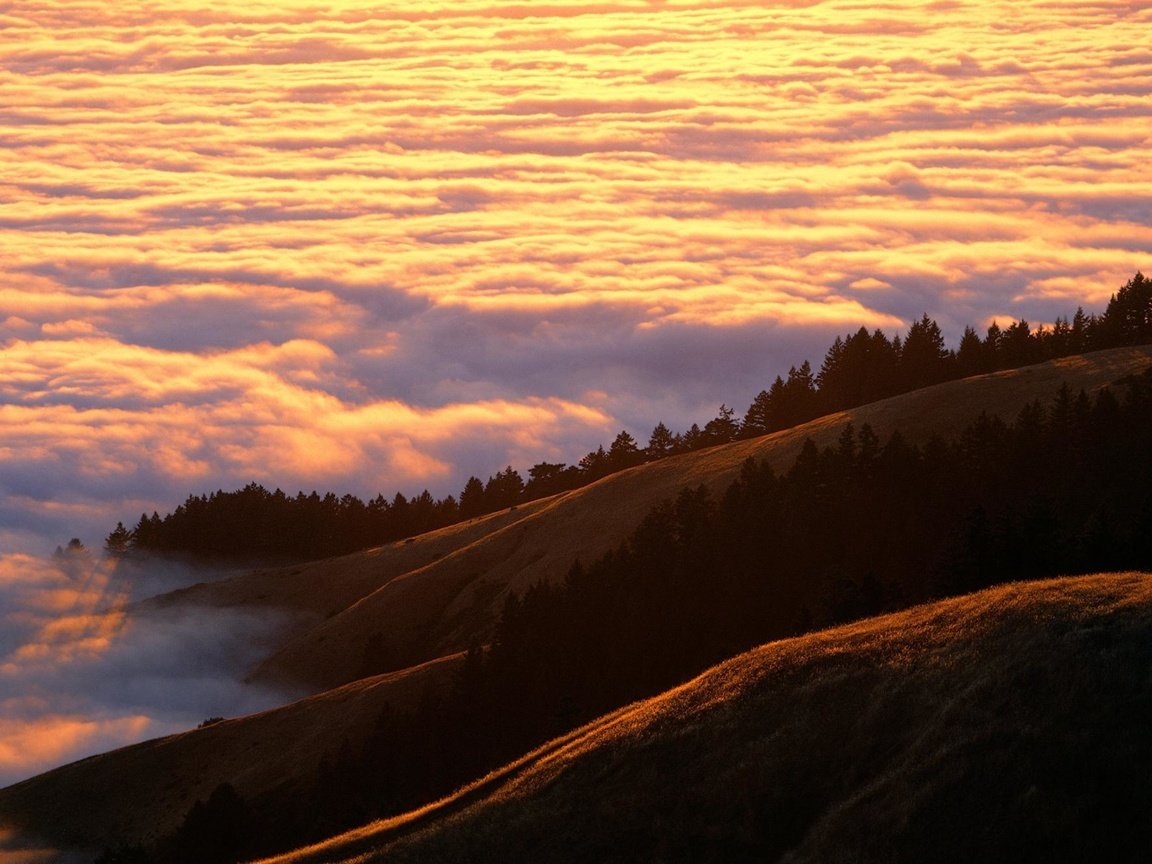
(459, 476, 486, 518)
(647, 422, 677, 457)
(740, 391, 773, 438)
(607, 430, 643, 470)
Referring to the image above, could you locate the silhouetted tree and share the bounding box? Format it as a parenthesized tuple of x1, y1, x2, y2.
(459, 476, 486, 518)
(740, 391, 773, 438)
(485, 467, 525, 510)
(607, 430, 644, 471)
(680, 423, 705, 452)
(899, 314, 951, 389)
(525, 462, 573, 498)
(1071, 306, 1092, 353)
(818, 327, 899, 409)
(1001, 319, 1035, 367)
(647, 422, 678, 458)
(168, 783, 250, 864)
(1100, 271, 1152, 345)
(702, 405, 740, 445)
(578, 446, 609, 480)
(104, 522, 134, 556)
(985, 321, 1003, 364)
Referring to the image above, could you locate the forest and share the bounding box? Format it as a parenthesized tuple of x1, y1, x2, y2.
(101, 355, 1152, 863)
(105, 272, 1152, 563)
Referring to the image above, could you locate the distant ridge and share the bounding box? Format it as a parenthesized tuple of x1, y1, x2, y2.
(262, 572, 1152, 864)
(255, 344, 1152, 690)
(116, 271, 1152, 566)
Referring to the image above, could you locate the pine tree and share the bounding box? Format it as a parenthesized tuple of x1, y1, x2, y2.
(740, 391, 773, 439)
(647, 422, 677, 457)
(459, 476, 486, 518)
(956, 325, 986, 377)
(703, 404, 739, 445)
(104, 522, 134, 556)
(607, 430, 643, 470)
(1101, 271, 1152, 345)
(900, 314, 950, 389)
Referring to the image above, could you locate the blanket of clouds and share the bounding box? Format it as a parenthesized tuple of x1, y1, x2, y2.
(2, 0, 1151, 548)
(0, 0, 1150, 791)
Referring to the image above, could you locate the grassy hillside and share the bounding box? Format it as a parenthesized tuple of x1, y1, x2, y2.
(2, 345, 1150, 860)
(257, 345, 1152, 690)
(264, 572, 1152, 864)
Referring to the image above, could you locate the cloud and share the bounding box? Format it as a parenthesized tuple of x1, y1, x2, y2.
(0, 550, 294, 789)
(0, 0, 1145, 530)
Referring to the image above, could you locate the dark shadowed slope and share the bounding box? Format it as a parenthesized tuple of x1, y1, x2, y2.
(264, 572, 1152, 864)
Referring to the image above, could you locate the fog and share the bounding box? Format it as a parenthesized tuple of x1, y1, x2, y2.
(0, 547, 298, 790)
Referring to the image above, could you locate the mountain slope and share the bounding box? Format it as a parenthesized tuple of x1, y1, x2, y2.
(2, 345, 1151, 859)
(258, 345, 1152, 689)
(263, 572, 1152, 864)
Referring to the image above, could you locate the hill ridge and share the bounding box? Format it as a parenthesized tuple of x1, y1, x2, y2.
(258, 345, 1152, 689)
(258, 571, 1152, 864)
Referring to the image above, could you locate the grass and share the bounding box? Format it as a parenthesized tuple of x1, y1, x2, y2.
(263, 572, 1152, 864)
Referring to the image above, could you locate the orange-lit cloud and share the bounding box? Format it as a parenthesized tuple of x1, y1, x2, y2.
(1, 0, 1149, 550)
(0, 713, 153, 778)
(0, 549, 292, 788)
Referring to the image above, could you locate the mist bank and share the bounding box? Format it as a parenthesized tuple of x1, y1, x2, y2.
(0, 550, 298, 789)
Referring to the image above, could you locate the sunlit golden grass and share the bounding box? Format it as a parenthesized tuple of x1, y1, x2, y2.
(261, 572, 1152, 864)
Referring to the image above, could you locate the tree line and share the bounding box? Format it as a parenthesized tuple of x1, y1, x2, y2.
(99, 359, 1152, 862)
(105, 271, 1151, 563)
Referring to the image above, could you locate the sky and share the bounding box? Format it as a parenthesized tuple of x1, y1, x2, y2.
(0, 0, 1150, 793)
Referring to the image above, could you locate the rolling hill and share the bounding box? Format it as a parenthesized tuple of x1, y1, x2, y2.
(2, 344, 1152, 860)
(261, 572, 1152, 864)
(218, 346, 1152, 691)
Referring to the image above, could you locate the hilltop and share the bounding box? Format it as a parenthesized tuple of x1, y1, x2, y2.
(263, 572, 1152, 864)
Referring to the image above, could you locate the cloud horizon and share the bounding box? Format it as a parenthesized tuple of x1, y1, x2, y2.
(2, 0, 1150, 546)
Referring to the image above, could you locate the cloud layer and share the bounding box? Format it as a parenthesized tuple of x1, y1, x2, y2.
(1, 0, 1149, 544)
(0, 549, 292, 789)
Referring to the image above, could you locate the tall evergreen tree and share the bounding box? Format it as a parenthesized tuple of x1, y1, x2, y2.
(1101, 271, 1152, 345)
(1000, 319, 1035, 367)
(703, 405, 740, 445)
(900, 314, 951, 389)
(647, 422, 677, 458)
(485, 467, 525, 510)
(956, 326, 986, 377)
(104, 522, 134, 556)
(740, 391, 773, 439)
(459, 477, 487, 518)
(607, 430, 643, 470)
